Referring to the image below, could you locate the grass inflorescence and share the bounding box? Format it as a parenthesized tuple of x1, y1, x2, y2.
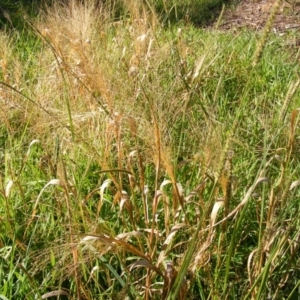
(0, 0, 300, 299)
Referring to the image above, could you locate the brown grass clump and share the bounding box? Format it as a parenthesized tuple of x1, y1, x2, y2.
(0, 33, 24, 134)
(0, 1, 207, 297)
(12, 0, 178, 172)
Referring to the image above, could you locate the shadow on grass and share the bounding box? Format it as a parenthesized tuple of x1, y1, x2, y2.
(156, 0, 230, 26)
(0, 0, 39, 29)
(0, 0, 231, 29)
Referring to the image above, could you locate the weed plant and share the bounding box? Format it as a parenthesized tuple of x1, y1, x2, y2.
(0, 0, 300, 299)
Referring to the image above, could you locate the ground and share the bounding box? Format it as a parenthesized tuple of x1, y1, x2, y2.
(217, 0, 300, 32)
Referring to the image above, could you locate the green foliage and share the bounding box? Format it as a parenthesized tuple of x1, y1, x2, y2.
(0, 0, 300, 299)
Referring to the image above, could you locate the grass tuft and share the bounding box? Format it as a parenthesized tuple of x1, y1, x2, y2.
(0, 0, 300, 299)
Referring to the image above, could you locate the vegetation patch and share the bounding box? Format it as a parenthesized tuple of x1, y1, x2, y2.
(0, 0, 300, 299)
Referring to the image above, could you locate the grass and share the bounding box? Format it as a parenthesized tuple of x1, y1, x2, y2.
(0, 0, 300, 299)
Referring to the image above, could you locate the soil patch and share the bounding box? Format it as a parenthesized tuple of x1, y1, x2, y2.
(216, 0, 300, 32)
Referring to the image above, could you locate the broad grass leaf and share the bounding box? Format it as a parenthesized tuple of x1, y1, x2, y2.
(5, 179, 13, 198)
(26, 139, 40, 156)
(98, 178, 112, 215)
(42, 290, 70, 299)
(160, 179, 172, 189)
(116, 231, 143, 241)
(99, 179, 112, 202)
(162, 223, 187, 250)
(129, 259, 162, 275)
(290, 180, 300, 190)
(210, 200, 224, 227)
(26, 179, 63, 236)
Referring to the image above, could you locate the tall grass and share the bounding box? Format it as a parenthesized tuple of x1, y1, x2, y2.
(0, 0, 300, 299)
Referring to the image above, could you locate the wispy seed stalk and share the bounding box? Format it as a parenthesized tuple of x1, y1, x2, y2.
(279, 75, 300, 121)
(252, 0, 282, 67)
